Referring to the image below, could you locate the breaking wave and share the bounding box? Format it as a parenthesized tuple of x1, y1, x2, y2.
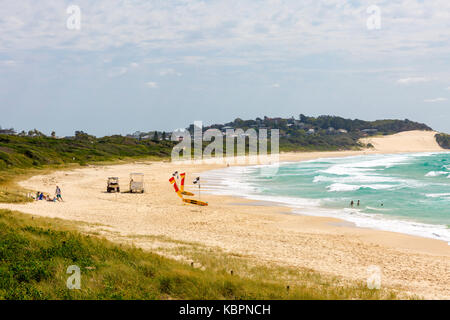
(203, 152, 450, 243)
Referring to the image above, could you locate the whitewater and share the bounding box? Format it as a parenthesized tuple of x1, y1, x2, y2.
(203, 152, 450, 243)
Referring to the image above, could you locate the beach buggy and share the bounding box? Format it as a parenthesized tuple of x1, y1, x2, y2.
(106, 177, 120, 193)
(129, 173, 144, 193)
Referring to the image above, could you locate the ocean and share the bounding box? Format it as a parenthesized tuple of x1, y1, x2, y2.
(203, 152, 450, 243)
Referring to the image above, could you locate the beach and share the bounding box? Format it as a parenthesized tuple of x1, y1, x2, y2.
(1, 130, 449, 299)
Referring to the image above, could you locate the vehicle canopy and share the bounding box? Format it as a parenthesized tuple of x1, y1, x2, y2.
(130, 173, 144, 181)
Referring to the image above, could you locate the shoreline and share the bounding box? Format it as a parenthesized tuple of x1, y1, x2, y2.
(0, 130, 449, 299)
(201, 150, 450, 244)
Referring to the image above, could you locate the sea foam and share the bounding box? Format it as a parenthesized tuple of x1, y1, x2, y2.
(202, 152, 450, 243)
(425, 171, 449, 177)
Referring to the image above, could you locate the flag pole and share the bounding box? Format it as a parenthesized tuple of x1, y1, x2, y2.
(198, 181, 201, 213)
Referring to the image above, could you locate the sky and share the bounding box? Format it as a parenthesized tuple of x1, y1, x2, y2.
(0, 0, 449, 136)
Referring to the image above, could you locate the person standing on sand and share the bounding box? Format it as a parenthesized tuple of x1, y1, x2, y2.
(350, 200, 354, 208)
(55, 186, 63, 202)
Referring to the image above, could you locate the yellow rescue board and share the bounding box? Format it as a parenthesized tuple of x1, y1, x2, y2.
(182, 198, 208, 206)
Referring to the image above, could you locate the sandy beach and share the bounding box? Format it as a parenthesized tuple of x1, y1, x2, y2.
(1, 130, 449, 299)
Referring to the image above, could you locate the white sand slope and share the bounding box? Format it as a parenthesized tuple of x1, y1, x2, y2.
(360, 130, 443, 153)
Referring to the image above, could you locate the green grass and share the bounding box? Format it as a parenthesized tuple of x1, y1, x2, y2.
(0, 134, 174, 171)
(0, 210, 402, 300)
(0, 168, 34, 204)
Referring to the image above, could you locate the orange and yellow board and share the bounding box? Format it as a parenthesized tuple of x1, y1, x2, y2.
(180, 173, 195, 196)
(182, 198, 208, 206)
(169, 174, 208, 206)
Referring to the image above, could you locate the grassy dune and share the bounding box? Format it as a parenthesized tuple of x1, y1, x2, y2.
(0, 209, 400, 300)
(0, 134, 174, 170)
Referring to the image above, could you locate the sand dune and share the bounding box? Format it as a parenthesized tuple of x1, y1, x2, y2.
(1, 130, 449, 299)
(360, 130, 443, 153)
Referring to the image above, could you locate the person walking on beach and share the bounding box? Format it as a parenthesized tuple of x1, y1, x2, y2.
(55, 186, 63, 202)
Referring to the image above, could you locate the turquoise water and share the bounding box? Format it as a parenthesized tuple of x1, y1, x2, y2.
(204, 152, 450, 242)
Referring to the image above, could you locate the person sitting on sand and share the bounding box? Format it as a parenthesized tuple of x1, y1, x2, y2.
(55, 186, 63, 202)
(38, 192, 44, 201)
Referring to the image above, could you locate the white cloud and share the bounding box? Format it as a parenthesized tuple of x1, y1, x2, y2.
(1, 0, 450, 65)
(107, 63, 138, 77)
(271, 83, 280, 88)
(108, 67, 128, 77)
(424, 97, 447, 103)
(397, 77, 429, 85)
(1, 60, 17, 66)
(145, 81, 158, 88)
(159, 68, 181, 76)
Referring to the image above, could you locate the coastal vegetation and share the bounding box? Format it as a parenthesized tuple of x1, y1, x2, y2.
(435, 133, 450, 149)
(0, 116, 433, 173)
(0, 133, 174, 171)
(0, 209, 399, 300)
(198, 115, 432, 152)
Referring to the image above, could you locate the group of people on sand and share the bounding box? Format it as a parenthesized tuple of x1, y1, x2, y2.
(34, 186, 63, 202)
